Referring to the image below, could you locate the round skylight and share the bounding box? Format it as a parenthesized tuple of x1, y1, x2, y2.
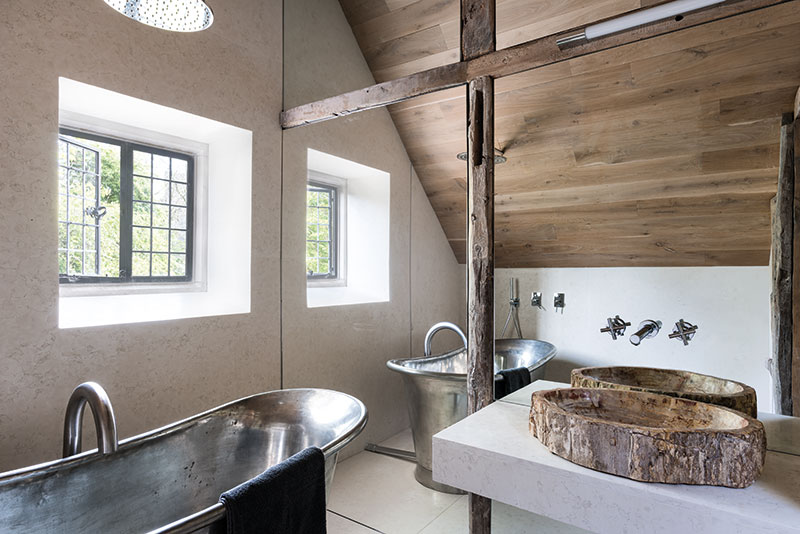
(103, 0, 214, 32)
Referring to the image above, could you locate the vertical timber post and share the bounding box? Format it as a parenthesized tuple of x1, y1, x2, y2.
(793, 89, 800, 416)
(773, 112, 794, 415)
(461, 2, 495, 533)
(466, 75, 495, 534)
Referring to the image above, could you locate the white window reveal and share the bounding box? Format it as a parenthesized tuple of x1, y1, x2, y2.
(58, 78, 252, 328)
(306, 149, 390, 308)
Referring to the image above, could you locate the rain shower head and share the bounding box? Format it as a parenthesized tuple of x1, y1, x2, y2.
(103, 0, 214, 32)
(456, 149, 507, 164)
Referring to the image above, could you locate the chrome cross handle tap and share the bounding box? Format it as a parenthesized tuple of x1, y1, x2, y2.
(629, 320, 662, 346)
(600, 315, 631, 340)
(669, 319, 698, 346)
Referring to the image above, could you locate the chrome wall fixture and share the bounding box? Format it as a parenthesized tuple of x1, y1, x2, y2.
(669, 319, 699, 345)
(629, 320, 662, 346)
(501, 278, 523, 338)
(103, 0, 214, 32)
(600, 315, 631, 340)
(556, 0, 725, 47)
(531, 291, 545, 310)
(554, 293, 565, 313)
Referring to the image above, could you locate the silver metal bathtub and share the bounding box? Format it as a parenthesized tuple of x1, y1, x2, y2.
(387, 339, 556, 493)
(0, 388, 368, 533)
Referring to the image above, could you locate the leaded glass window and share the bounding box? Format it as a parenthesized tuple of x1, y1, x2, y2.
(58, 137, 102, 277)
(306, 182, 337, 279)
(58, 128, 194, 283)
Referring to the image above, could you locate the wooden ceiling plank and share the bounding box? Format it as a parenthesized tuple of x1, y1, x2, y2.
(629, 25, 800, 88)
(350, 0, 458, 50)
(363, 25, 451, 71)
(494, 169, 777, 212)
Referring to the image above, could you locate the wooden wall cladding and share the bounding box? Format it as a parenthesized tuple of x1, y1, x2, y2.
(338, 1, 800, 267)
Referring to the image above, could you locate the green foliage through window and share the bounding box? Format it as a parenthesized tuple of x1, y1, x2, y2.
(58, 128, 194, 283)
(307, 182, 337, 279)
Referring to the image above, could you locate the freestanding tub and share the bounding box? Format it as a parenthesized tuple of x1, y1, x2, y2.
(387, 338, 556, 493)
(0, 388, 367, 533)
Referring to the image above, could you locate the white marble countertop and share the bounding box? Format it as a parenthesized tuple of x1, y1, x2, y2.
(433, 381, 800, 534)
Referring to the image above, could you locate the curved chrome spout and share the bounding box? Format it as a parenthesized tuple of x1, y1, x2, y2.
(62, 382, 118, 458)
(423, 322, 467, 356)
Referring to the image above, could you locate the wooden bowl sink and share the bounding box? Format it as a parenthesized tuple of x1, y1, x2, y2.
(530, 388, 766, 488)
(571, 366, 758, 418)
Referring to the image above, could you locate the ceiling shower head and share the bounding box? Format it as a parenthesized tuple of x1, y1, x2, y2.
(456, 150, 507, 164)
(103, 0, 214, 32)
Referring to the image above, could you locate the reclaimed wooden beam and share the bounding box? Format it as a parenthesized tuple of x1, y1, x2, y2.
(773, 111, 794, 415)
(461, 0, 495, 60)
(794, 88, 800, 416)
(466, 75, 495, 534)
(281, 0, 791, 128)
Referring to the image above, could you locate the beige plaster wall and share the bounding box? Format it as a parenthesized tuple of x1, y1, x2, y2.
(282, 0, 464, 456)
(410, 172, 467, 353)
(0, 0, 283, 472)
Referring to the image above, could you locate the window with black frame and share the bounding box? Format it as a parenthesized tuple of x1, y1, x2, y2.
(306, 182, 337, 279)
(58, 128, 194, 283)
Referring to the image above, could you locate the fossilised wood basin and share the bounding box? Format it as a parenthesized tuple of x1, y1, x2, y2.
(529, 388, 766, 488)
(571, 366, 758, 418)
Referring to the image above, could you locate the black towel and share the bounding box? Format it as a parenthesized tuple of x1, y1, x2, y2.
(218, 447, 327, 534)
(495, 367, 532, 399)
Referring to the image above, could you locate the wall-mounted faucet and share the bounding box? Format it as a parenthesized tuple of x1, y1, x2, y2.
(669, 319, 698, 345)
(423, 322, 468, 356)
(629, 320, 661, 346)
(501, 278, 523, 338)
(600, 315, 631, 340)
(63, 382, 118, 458)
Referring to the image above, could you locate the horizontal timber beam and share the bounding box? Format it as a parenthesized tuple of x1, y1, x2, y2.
(280, 0, 793, 129)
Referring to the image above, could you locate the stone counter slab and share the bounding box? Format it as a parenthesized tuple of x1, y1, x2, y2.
(433, 400, 800, 534)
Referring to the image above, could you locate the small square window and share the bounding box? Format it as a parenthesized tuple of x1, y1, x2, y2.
(306, 181, 338, 280)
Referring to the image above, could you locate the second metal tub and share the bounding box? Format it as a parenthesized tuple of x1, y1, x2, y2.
(387, 339, 556, 493)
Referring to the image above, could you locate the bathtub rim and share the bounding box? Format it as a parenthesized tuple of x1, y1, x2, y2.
(386, 339, 557, 381)
(0, 387, 368, 486)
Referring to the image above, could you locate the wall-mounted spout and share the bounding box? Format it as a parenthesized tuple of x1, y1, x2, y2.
(501, 278, 523, 338)
(62, 382, 118, 458)
(423, 322, 468, 356)
(629, 320, 662, 346)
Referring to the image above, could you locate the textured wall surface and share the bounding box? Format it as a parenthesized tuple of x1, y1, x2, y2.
(0, 0, 283, 472)
(282, 0, 464, 457)
(494, 267, 773, 412)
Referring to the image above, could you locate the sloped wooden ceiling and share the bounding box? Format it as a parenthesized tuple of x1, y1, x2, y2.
(338, 0, 800, 267)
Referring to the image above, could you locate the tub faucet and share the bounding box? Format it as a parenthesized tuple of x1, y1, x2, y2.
(62, 382, 118, 458)
(629, 320, 662, 346)
(423, 322, 468, 356)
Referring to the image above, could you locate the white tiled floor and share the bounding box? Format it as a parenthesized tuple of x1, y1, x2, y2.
(327, 429, 591, 534)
